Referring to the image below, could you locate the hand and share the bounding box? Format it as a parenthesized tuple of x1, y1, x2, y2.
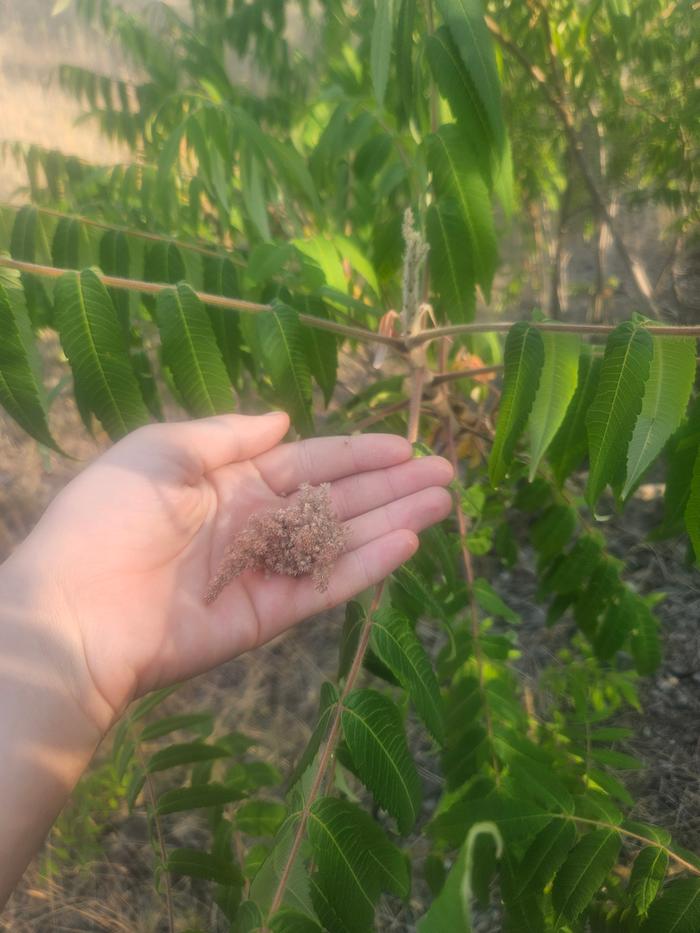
(8, 413, 453, 733)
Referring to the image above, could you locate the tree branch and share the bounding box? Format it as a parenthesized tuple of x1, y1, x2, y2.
(0, 256, 403, 350)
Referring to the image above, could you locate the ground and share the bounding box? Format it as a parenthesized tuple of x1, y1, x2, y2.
(1, 3, 699, 932)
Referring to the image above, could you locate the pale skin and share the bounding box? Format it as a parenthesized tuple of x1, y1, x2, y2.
(0, 411, 453, 906)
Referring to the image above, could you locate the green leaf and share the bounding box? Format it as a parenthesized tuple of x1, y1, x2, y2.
(140, 712, 214, 742)
(144, 240, 185, 286)
(434, 0, 504, 146)
(586, 321, 654, 507)
(631, 598, 661, 675)
(594, 589, 637, 660)
(418, 822, 503, 932)
(270, 910, 323, 933)
(338, 602, 364, 681)
(622, 336, 696, 498)
(548, 349, 601, 484)
(341, 688, 422, 833)
(426, 27, 492, 184)
(54, 268, 149, 438)
(426, 200, 476, 322)
(428, 126, 497, 297)
(98, 229, 130, 334)
(154, 283, 234, 416)
(0, 276, 58, 450)
(629, 846, 668, 916)
(10, 205, 53, 327)
(51, 217, 81, 270)
(472, 578, 519, 623)
(544, 535, 603, 595)
(297, 296, 338, 406)
(370, 606, 445, 742)
(371, 0, 394, 106)
(157, 783, 247, 815)
(515, 819, 576, 896)
(308, 797, 410, 932)
(531, 505, 578, 566)
(552, 829, 621, 925)
(528, 333, 581, 480)
(249, 816, 314, 918)
(489, 323, 545, 485)
(236, 801, 287, 836)
(289, 682, 338, 787)
(395, 0, 416, 121)
(685, 446, 700, 562)
(147, 741, 232, 773)
(202, 254, 242, 385)
(256, 301, 314, 435)
(641, 877, 700, 932)
(167, 848, 242, 886)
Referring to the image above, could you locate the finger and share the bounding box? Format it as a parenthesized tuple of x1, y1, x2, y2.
(249, 529, 419, 644)
(128, 412, 291, 477)
(344, 487, 452, 550)
(253, 433, 412, 495)
(327, 456, 453, 522)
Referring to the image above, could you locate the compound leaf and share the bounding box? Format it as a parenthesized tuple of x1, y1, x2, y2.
(341, 688, 422, 834)
(308, 796, 409, 933)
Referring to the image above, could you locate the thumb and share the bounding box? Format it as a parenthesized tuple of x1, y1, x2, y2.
(122, 411, 291, 477)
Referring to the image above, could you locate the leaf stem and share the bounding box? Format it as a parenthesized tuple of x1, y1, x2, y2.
(550, 813, 700, 877)
(7, 203, 243, 265)
(5, 257, 700, 344)
(445, 416, 501, 784)
(142, 763, 175, 933)
(266, 584, 385, 920)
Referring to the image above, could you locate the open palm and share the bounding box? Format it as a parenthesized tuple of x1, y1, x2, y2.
(25, 413, 453, 727)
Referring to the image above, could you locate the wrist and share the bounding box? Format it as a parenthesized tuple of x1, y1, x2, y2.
(0, 548, 116, 740)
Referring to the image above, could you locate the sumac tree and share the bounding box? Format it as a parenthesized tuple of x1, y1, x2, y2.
(1, 0, 699, 930)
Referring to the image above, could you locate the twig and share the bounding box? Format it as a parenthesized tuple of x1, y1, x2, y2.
(0, 256, 403, 349)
